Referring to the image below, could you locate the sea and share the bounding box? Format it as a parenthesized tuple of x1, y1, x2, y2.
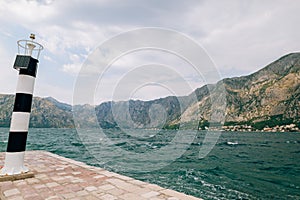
(0, 128, 299, 200)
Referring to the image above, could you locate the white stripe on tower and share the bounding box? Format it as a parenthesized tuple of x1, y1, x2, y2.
(15, 75, 35, 94)
(10, 112, 30, 132)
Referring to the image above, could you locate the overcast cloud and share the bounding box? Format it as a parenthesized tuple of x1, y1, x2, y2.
(0, 0, 299, 104)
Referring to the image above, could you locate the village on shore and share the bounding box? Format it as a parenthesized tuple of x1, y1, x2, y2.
(221, 124, 299, 132)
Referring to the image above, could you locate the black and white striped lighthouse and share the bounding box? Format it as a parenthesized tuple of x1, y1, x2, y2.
(0, 34, 43, 175)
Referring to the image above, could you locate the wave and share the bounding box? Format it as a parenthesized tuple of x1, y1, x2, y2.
(226, 141, 239, 145)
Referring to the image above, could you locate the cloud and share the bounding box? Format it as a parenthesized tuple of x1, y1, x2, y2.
(0, 0, 131, 65)
(183, 0, 300, 76)
(62, 53, 84, 74)
(62, 63, 81, 74)
(43, 55, 53, 62)
(0, 0, 299, 103)
(0, 43, 17, 94)
(34, 81, 73, 104)
(0, 0, 57, 24)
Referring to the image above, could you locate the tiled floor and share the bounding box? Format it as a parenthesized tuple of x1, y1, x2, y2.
(0, 151, 202, 200)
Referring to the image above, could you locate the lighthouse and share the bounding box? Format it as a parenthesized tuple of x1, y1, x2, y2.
(0, 34, 43, 175)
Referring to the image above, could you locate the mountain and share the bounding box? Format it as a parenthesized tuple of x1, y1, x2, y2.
(95, 53, 300, 130)
(0, 94, 74, 128)
(0, 53, 299, 130)
(222, 53, 300, 129)
(177, 53, 300, 130)
(0, 94, 14, 127)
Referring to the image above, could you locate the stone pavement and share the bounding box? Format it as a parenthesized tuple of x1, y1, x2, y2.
(0, 151, 202, 200)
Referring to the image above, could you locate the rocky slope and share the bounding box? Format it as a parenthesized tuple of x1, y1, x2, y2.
(0, 94, 74, 128)
(222, 53, 300, 129)
(0, 53, 299, 130)
(94, 53, 300, 130)
(173, 53, 300, 129)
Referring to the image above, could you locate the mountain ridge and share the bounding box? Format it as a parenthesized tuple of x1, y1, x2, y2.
(0, 52, 299, 130)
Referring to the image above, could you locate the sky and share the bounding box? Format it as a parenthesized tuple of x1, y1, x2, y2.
(0, 0, 299, 105)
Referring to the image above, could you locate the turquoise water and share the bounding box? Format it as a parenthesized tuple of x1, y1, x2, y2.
(0, 128, 299, 200)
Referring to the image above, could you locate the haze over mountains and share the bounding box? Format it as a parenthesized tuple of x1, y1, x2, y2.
(0, 53, 299, 130)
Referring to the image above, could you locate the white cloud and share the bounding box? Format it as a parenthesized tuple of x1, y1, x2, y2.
(34, 82, 73, 104)
(0, 0, 57, 24)
(62, 53, 83, 74)
(0, 0, 299, 103)
(0, 43, 17, 94)
(62, 63, 81, 74)
(43, 55, 53, 62)
(183, 0, 300, 77)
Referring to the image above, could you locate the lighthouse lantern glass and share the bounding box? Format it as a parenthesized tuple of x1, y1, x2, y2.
(17, 39, 43, 60)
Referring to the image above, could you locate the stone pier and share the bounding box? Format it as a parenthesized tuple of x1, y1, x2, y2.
(0, 151, 202, 200)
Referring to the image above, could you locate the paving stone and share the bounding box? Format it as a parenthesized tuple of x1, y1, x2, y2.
(128, 179, 148, 186)
(7, 196, 24, 200)
(162, 189, 199, 200)
(83, 195, 99, 200)
(61, 192, 76, 199)
(98, 184, 116, 191)
(162, 189, 183, 197)
(4, 188, 21, 197)
(0, 181, 14, 191)
(71, 177, 84, 183)
(106, 178, 142, 192)
(85, 186, 98, 192)
(69, 198, 82, 200)
(146, 183, 164, 191)
(119, 192, 147, 200)
(45, 197, 61, 200)
(99, 193, 117, 200)
(67, 184, 83, 192)
(167, 197, 180, 200)
(113, 174, 133, 181)
(93, 175, 105, 179)
(142, 191, 160, 198)
(33, 183, 47, 189)
(13, 180, 26, 186)
(23, 192, 40, 199)
(51, 176, 65, 181)
(99, 171, 115, 177)
(134, 187, 153, 195)
(76, 189, 89, 196)
(106, 188, 125, 196)
(56, 172, 67, 176)
(72, 171, 81, 175)
(24, 195, 44, 200)
(26, 178, 40, 184)
(46, 182, 60, 188)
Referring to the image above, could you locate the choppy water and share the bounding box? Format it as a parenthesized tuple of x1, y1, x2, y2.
(0, 128, 299, 200)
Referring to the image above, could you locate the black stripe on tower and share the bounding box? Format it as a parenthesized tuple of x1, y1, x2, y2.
(13, 93, 33, 113)
(7, 132, 28, 152)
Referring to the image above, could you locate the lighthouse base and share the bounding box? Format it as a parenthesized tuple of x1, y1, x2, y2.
(0, 171, 34, 182)
(0, 152, 29, 176)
